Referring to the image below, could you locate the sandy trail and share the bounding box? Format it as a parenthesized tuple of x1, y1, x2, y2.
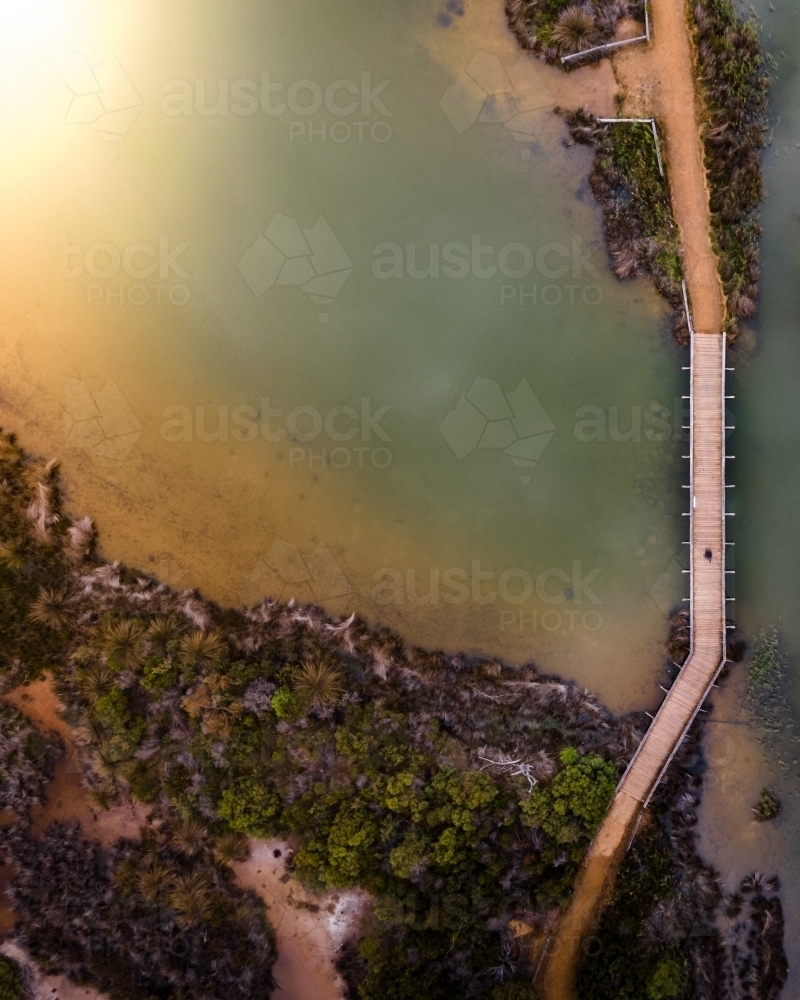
(540, 793, 640, 995)
(539, 0, 728, 994)
(614, 0, 726, 333)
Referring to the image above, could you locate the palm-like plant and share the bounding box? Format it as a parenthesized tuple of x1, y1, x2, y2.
(740, 870, 763, 893)
(112, 855, 141, 891)
(214, 830, 250, 866)
(95, 618, 145, 669)
(79, 662, 115, 702)
(146, 614, 186, 654)
(28, 586, 72, 629)
(292, 659, 344, 709)
(0, 541, 28, 570)
(179, 629, 226, 669)
(89, 782, 117, 811)
(551, 4, 597, 53)
(92, 747, 135, 784)
(139, 864, 175, 901)
(172, 815, 209, 856)
(168, 871, 214, 925)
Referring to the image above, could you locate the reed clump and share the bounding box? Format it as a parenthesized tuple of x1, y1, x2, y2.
(506, 0, 645, 64)
(752, 787, 781, 823)
(561, 110, 687, 338)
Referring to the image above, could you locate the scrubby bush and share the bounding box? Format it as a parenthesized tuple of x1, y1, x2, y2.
(2, 818, 275, 1000)
(0, 703, 59, 813)
(0, 956, 23, 1000)
(522, 746, 616, 850)
(217, 776, 282, 837)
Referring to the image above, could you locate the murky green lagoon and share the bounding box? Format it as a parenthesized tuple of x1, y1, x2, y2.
(694, 0, 800, 988)
(0, 0, 685, 714)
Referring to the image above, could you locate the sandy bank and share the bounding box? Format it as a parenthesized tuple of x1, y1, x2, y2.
(233, 839, 368, 1000)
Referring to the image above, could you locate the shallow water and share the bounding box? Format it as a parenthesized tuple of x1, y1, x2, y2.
(3, 0, 800, 989)
(0, 0, 687, 712)
(694, 0, 800, 988)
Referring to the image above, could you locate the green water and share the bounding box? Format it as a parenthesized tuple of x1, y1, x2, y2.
(690, 0, 800, 988)
(0, 0, 688, 710)
(4, 0, 799, 983)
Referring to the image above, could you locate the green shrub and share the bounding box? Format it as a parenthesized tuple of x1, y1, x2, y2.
(647, 955, 684, 999)
(141, 657, 179, 693)
(522, 747, 616, 845)
(218, 776, 281, 837)
(0, 956, 23, 1000)
(753, 787, 781, 822)
(270, 686, 297, 719)
(322, 804, 381, 887)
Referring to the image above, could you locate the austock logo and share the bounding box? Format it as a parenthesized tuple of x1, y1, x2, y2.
(239, 541, 351, 606)
(238, 214, 353, 322)
(160, 71, 392, 144)
(439, 51, 554, 145)
(65, 236, 191, 307)
(64, 51, 143, 158)
(440, 378, 555, 484)
(64, 379, 141, 466)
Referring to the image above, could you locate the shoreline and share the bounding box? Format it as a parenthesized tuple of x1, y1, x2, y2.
(0, 412, 786, 999)
(0, 0, 779, 992)
(500, 0, 771, 992)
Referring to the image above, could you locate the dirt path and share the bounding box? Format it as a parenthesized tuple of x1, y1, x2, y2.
(539, 0, 728, 995)
(540, 793, 640, 996)
(614, 0, 726, 333)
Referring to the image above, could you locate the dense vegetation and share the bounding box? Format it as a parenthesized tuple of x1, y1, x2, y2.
(3, 818, 274, 999)
(506, 0, 647, 61)
(0, 428, 788, 1000)
(0, 703, 59, 813)
(691, 0, 770, 340)
(0, 957, 23, 1000)
(575, 732, 788, 1000)
(507, 0, 769, 342)
(0, 428, 644, 996)
(561, 111, 686, 337)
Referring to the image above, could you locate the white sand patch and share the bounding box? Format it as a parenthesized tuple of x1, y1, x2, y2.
(233, 838, 369, 1000)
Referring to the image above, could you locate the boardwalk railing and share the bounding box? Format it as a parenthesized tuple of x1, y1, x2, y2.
(614, 321, 727, 806)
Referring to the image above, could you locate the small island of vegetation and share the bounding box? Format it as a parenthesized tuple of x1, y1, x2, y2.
(507, 0, 770, 343)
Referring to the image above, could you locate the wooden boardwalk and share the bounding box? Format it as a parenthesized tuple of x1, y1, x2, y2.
(541, 328, 728, 999)
(617, 329, 727, 804)
(538, 0, 730, 988)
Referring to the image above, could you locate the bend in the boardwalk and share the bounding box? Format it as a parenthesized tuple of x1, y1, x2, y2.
(539, 0, 729, 993)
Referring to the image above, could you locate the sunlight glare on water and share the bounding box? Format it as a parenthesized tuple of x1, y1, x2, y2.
(0, 0, 686, 712)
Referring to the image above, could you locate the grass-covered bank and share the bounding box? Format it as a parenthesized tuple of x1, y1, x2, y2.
(0, 429, 786, 999)
(691, 0, 770, 340)
(560, 111, 686, 338)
